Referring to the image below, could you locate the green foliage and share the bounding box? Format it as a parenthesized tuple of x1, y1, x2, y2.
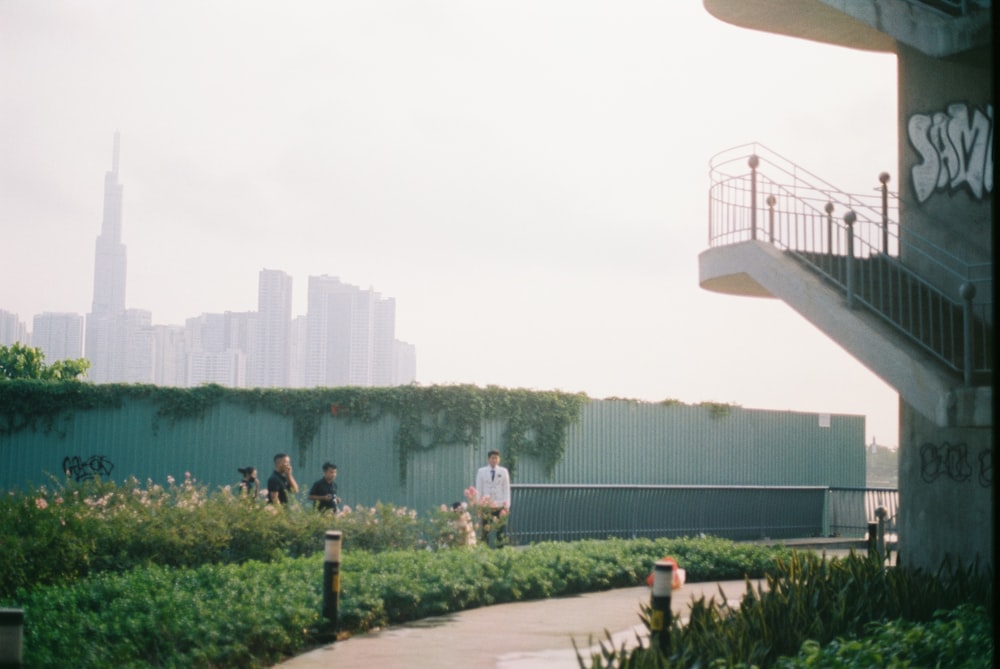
(584, 550, 993, 669)
(5, 536, 791, 668)
(0, 343, 89, 381)
(0, 477, 474, 599)
(0, 381, 588, 480)
(7, 480, 989, 669)
(776, 605, 992, 668)
(697, 401, 738, 419)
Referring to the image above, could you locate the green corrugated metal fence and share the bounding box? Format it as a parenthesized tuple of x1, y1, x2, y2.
(0, 396, 864, 518)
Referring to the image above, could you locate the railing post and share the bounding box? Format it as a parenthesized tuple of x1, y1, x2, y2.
(960, 282, 977, 386)
(875, 506, 888, 563)
(748, 155, 759, 241)
(649, 560, 674, 655)
(879, 172, 891, 255)
(825, 202, 834, 254)
(844, 211, 856, 308)
(867, 521, 878, 557)
(766, 194, 776, 243)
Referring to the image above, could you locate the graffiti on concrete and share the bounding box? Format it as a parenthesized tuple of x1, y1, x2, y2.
(63, 455, 115, 482)
(919, 441, 992, 487)
(978, 448, 993, 487)
(908, 103, 993, 203)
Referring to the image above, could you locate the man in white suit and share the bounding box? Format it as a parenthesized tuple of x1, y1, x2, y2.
(474, 449, 511, 546)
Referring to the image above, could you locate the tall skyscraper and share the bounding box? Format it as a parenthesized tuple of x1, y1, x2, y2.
(85, 133, 128, 383)
(32, 312, 84, 362)
(251, 269, 292, 388)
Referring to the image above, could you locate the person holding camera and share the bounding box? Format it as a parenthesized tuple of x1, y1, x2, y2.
(307, 462, 341, 512)
(237, 465, 259, 498)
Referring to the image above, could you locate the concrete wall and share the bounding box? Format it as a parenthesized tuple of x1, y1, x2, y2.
(897, 43, 993, 302)
(894, 35, 993, 575)
(898, 399, 993, 572)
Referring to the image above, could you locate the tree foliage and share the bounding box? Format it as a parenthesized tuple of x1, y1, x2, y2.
(0, 343, 90, 381)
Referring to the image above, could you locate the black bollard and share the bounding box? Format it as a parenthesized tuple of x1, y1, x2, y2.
(649, 560, 673, 655)
(323, 530, 342, 637)
(0, 608, 24, 669)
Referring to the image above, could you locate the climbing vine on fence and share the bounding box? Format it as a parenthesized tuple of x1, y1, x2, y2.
(0, 381, 588, 483)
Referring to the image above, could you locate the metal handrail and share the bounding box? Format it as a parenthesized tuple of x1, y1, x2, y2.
(708, 143, 993, 384)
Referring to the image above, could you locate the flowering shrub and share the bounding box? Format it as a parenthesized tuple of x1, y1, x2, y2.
(0, 476, 475, 598)
(464, 486, 508, 547)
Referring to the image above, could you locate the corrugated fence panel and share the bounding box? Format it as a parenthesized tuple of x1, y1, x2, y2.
(0, 395, 865, 521)
(514, 401, 864, 488)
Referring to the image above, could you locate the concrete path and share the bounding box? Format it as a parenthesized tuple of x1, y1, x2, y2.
(272, 579, 758, 669)
(272, 545, 860, 668)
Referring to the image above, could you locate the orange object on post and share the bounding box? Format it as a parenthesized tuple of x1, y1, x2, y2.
(645, 556, 685, 589)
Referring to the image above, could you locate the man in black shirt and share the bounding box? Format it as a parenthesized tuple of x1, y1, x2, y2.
(267, 453, 299, 505)
(307, 462, 340, 512)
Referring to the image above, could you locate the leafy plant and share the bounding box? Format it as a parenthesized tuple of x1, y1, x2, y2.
(0, 381, 588, 481)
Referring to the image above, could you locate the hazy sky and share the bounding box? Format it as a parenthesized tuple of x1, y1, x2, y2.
(1, 2, 901, 446)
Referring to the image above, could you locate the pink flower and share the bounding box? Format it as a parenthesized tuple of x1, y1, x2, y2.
(34, 497, 48, 510)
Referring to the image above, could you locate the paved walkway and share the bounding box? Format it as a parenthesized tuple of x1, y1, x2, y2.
(273, 545, 858, 669)
(272, 579, 757, 669)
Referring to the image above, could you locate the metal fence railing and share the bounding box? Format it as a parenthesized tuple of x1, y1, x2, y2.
(827, 487, 900, 538)
(707, 143, 992, 385)
(507, 484, 899, 545)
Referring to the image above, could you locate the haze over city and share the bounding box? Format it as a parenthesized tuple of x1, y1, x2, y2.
(1, 1, 900, 446)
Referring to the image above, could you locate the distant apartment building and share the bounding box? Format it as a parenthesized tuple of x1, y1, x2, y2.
(183, 312, 249, 388)
(251, 269, 292, 388)
(305, 275, 399, 387)
(289, 315, 308, 388)
(394, 340, 417, 385)
(117, 309, 155, 383)
(0, 309, 29, 346)
(31, 312, 84, 362)
(152, 324, 186, 387)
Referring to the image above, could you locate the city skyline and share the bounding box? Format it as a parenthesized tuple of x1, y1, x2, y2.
(1, 1, 901, 446)
(1, 134, 416, 389)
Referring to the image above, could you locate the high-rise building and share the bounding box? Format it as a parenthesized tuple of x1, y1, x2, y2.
(117, 308, 155, 383)
(304, 275, 400, 387)
(251, 269, 292, 388)
(289, 315, 308, 388)
(85, 132, 129, 383)
(393, 340, 417, 385)
(183, 313, 250, 388)
(152, 324, 186, 387)
(0, 309, 29, 346)
(32, 312, 84, 362)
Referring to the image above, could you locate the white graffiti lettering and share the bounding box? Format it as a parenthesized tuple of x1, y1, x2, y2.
(908, 103, 993, 203)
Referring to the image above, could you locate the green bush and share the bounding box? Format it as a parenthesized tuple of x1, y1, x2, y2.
(583, 550, 993, 669)
(776, 604, 992, 668)
(0, 476, 475, 598)
(4, 536, 790, 668)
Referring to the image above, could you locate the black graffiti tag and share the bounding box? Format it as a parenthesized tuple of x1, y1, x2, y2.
(919, 442, 978, 484)
(63, 455, 115, 482)
(978, 448, 993, 487)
